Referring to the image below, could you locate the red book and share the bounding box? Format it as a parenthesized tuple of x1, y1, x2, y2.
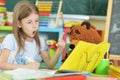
(44, 75, 86, 80)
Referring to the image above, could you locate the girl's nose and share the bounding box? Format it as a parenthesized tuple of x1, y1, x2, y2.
(33, 23, 36, 28)
(33, 22, 38, 29)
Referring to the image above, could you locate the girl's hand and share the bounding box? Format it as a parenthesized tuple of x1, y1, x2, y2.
(56, 32, 65, 51)
(26, 61, 40, 70)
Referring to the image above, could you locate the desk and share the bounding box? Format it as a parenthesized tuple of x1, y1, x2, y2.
(0, 68, 118, 80)
(44, 73, 118, 80)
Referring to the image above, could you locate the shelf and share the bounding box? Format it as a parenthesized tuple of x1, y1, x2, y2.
(0, 26, 12, 31)
(38, 27, 63, 32)
(0, 26, 63, 33)
(0, 26, 63, 39)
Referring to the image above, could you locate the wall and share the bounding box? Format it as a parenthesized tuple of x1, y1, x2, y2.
(89, 16, 106, 30)
(49, 14, 106, 31)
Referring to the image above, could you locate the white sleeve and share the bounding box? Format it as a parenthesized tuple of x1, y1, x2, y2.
(1, 34, 16, 51)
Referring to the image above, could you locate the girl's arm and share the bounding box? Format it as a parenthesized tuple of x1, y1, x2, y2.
(0, 49, 40, 70)
(41, 32, 65, 69)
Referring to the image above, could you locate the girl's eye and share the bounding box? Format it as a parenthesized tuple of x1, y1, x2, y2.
(27, 21, 32, 24)
(36, 20, 39, 22)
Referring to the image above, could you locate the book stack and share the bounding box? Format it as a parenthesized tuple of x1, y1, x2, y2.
(0, 0, 7, 26)
(36, 0, 53, 27)
(109, 65, 120, 79)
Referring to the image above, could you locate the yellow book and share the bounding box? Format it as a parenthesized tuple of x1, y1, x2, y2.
(59, 41, 110, 72)
(109, 70, 120, 79)
(0, 7, 6, 10)
(109, 65, 120, 73)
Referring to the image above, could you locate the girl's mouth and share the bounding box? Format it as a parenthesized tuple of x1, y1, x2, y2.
(32, 31, 36, 35)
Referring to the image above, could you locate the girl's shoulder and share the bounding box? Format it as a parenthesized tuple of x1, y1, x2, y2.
(1, 34, 17, 51)
(3, 33, 16, 43)
(5, 34, 15, 40)
(6, 33, 15, 37)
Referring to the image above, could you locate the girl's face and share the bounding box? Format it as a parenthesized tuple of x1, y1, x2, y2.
(19, 13, 39, 41)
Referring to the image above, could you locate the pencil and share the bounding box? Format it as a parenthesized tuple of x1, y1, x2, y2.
(106, 52, 109, 59)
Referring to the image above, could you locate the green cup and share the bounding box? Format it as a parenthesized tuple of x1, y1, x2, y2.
(95, 59, 109, 75)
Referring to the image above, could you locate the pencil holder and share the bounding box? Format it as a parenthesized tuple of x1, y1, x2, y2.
(95, 59, 110, 75)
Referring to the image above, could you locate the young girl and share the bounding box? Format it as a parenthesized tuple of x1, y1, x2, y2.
(0, 0, 65, 70)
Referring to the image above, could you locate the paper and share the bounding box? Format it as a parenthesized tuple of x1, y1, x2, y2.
(4, 68, 57, 80)
(0, 73, 12, 80)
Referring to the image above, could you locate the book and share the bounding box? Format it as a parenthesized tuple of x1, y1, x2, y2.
(4, 68, 57, 80)
(109, 65, 120, 73)
(109, 70, 120, 79)
(44, 75, 86, 80)
(87, 76, 118, 80)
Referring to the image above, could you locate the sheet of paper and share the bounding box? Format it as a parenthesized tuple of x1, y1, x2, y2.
(4, 68, 57, 80)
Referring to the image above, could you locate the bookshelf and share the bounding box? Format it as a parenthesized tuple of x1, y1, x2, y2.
(0, 26, 12, 31)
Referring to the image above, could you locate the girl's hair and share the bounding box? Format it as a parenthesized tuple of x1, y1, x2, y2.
(12, 0, 40, 54)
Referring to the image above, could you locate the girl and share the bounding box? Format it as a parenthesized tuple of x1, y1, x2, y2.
(0, 0, 65, 70)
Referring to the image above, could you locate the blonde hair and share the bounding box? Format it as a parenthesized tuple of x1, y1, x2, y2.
(12, 0, 40, 54)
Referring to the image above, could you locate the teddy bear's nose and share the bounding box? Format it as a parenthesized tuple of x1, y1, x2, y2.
(70, 44, 75, 49)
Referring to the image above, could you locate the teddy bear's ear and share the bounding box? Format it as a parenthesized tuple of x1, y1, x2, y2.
(81, 21, 91, 29)
(70, 25, 75, 29)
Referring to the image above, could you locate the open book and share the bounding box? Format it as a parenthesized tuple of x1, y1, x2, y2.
(4, 68, 57, 80)
(59, 41, 110, 72)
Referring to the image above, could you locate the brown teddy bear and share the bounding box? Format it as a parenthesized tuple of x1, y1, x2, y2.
(63, 21, 103, 61)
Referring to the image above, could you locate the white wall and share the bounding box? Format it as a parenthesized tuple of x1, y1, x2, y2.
(49, 14, 106, 30)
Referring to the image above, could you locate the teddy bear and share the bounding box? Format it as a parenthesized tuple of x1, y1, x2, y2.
(64, 21, 103, 60)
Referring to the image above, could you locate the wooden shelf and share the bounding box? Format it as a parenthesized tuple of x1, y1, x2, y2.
(0, 26, 63, 32)
(38, 27, 63, 37)
(0, 26, 63, 38)
(0, 26, 12, 31)
(38, 27, 63, 32)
